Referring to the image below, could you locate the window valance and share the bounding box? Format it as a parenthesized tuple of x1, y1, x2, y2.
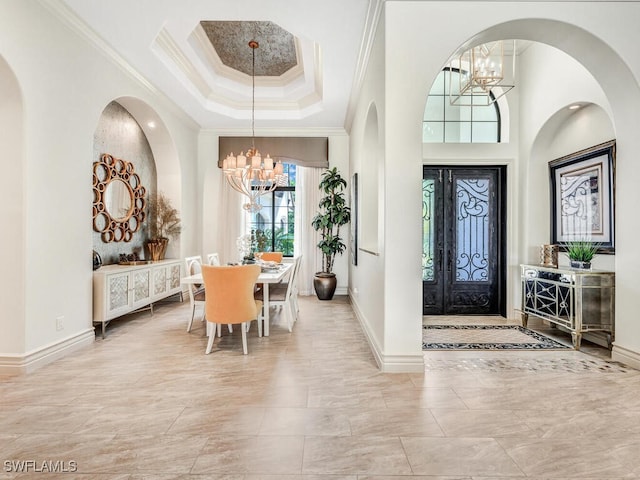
(218, 137, 328, 168)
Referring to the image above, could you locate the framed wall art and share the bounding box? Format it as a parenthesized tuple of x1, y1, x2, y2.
(549, 139, 616, 252)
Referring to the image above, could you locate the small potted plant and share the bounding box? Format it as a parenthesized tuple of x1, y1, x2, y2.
(311, 167, 351, 300)
(146, 191, 182, 261)
(564, 239, 601, 269)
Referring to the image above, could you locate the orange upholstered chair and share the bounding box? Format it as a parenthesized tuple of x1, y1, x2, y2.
(201, 264, 263, 355)
(259, 251, 283, 263)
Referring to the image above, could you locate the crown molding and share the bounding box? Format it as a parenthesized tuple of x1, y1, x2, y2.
(344, 0, 385, 132)
(155, 26, 323, 118)
(38, 0, 199, 130)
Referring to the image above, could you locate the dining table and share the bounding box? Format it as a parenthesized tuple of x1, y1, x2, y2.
(180, 262, 293, 337)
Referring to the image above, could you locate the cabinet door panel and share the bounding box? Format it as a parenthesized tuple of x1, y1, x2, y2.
(153, 266, 168, 297)
(169, 264, 181, 290)
(132, 269, 151, 308)
(107, 272, 131, 318)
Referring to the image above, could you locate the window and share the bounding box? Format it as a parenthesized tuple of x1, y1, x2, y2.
(423, 68, 500, 143)
(248, 163, 296, 256)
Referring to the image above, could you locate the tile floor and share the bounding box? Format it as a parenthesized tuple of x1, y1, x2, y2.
(1, 295, 639, 479)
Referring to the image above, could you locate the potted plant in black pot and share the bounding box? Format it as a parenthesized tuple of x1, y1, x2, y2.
(311, 167, 351, 300)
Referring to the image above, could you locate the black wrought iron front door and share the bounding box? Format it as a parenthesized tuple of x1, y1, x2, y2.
(422, 166, 506, 315)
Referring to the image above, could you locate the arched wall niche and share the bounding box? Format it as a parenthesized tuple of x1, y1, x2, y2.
(92, 97, 183, 263)
(528, 102, 615, 269)
(0, 54, 26, 355)
(93, 101, 157, 264)
(360, 101, 381, 253)
(115, 98, 183, 261)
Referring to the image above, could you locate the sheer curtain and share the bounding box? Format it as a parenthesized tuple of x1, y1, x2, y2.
(294, 166, 324, 296)
(216, 172, 244, 264)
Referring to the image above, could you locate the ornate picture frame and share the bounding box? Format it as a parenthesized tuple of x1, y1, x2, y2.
(549, 140, 616, 252)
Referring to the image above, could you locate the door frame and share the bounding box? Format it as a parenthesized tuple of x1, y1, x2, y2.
(423, 165, 507, 317)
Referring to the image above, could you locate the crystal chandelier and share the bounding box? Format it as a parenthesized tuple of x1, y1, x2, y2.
(449, 40, 515, 106)
(222, 40, 284, 213)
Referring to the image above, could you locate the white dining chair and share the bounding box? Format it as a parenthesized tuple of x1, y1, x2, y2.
(206, 252, 221, 266)
(184, 255, 206, 333)
(256, 255, 301, 332)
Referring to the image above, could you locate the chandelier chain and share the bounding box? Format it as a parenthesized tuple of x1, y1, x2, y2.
(222, 38, 284, 213)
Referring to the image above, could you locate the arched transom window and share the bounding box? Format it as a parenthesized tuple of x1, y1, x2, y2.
(423, 68, 501, 143)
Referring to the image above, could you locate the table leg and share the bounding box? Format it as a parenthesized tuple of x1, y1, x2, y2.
(571, 331, 582, 350)
(263, 283, 270, 336)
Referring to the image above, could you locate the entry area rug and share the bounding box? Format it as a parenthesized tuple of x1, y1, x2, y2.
(423, 324, 571, 350)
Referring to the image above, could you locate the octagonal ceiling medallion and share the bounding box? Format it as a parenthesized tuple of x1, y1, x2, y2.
(200, 21, 297, 77)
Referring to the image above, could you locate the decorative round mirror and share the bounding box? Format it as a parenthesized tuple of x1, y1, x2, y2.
(93, 154, 146, 242)
(105, 179, 133, 221)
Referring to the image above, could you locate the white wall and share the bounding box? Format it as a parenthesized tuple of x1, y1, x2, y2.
(0, 0, 199, 372)
(348, 12, 390, 368)
(0, 55, 25, 355)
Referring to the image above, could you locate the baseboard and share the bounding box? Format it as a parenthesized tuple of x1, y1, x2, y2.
(349, 291, 425, 373)
(350, 292, 383, 369)
(612, 344, 640, 370)
(376, 353, 426, 373)
(336, 286, 348, 296)
(0, 329, 95, 376)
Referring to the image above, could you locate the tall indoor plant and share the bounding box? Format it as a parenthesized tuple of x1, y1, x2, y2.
(311, 167, 351, 300)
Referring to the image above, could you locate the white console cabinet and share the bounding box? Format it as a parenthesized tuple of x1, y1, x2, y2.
(93, 259, 182, 337)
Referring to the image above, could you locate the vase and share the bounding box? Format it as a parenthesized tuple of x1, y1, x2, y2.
(313, 273, 337, 300)
(540, 244, 559, 267)
(146, 238, 168, 261)
(92, 250, 102, 270)
(570, 260, 591, 269)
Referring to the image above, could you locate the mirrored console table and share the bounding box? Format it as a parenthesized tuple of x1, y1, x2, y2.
(520, 264, 615, 350)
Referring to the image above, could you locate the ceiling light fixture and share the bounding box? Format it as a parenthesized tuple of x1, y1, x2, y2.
(448, 40, 515, 106)
(222, 40, 284, 213)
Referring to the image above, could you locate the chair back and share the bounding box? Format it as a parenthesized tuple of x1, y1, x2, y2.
(185, 256, 204, 290)
(260, 251, 283, 263)
(285, 255, 302, 298)
(202, 264, 261, 325)
(206, 253, 221, 266)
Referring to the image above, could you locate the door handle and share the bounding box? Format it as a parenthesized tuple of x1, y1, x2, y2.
(438, 248, 443, 271)
(447, 250, 452, 272)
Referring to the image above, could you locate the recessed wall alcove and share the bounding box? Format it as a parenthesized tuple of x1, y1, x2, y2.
(360, 102, 381, 253)
(93, 101, 157, 265)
